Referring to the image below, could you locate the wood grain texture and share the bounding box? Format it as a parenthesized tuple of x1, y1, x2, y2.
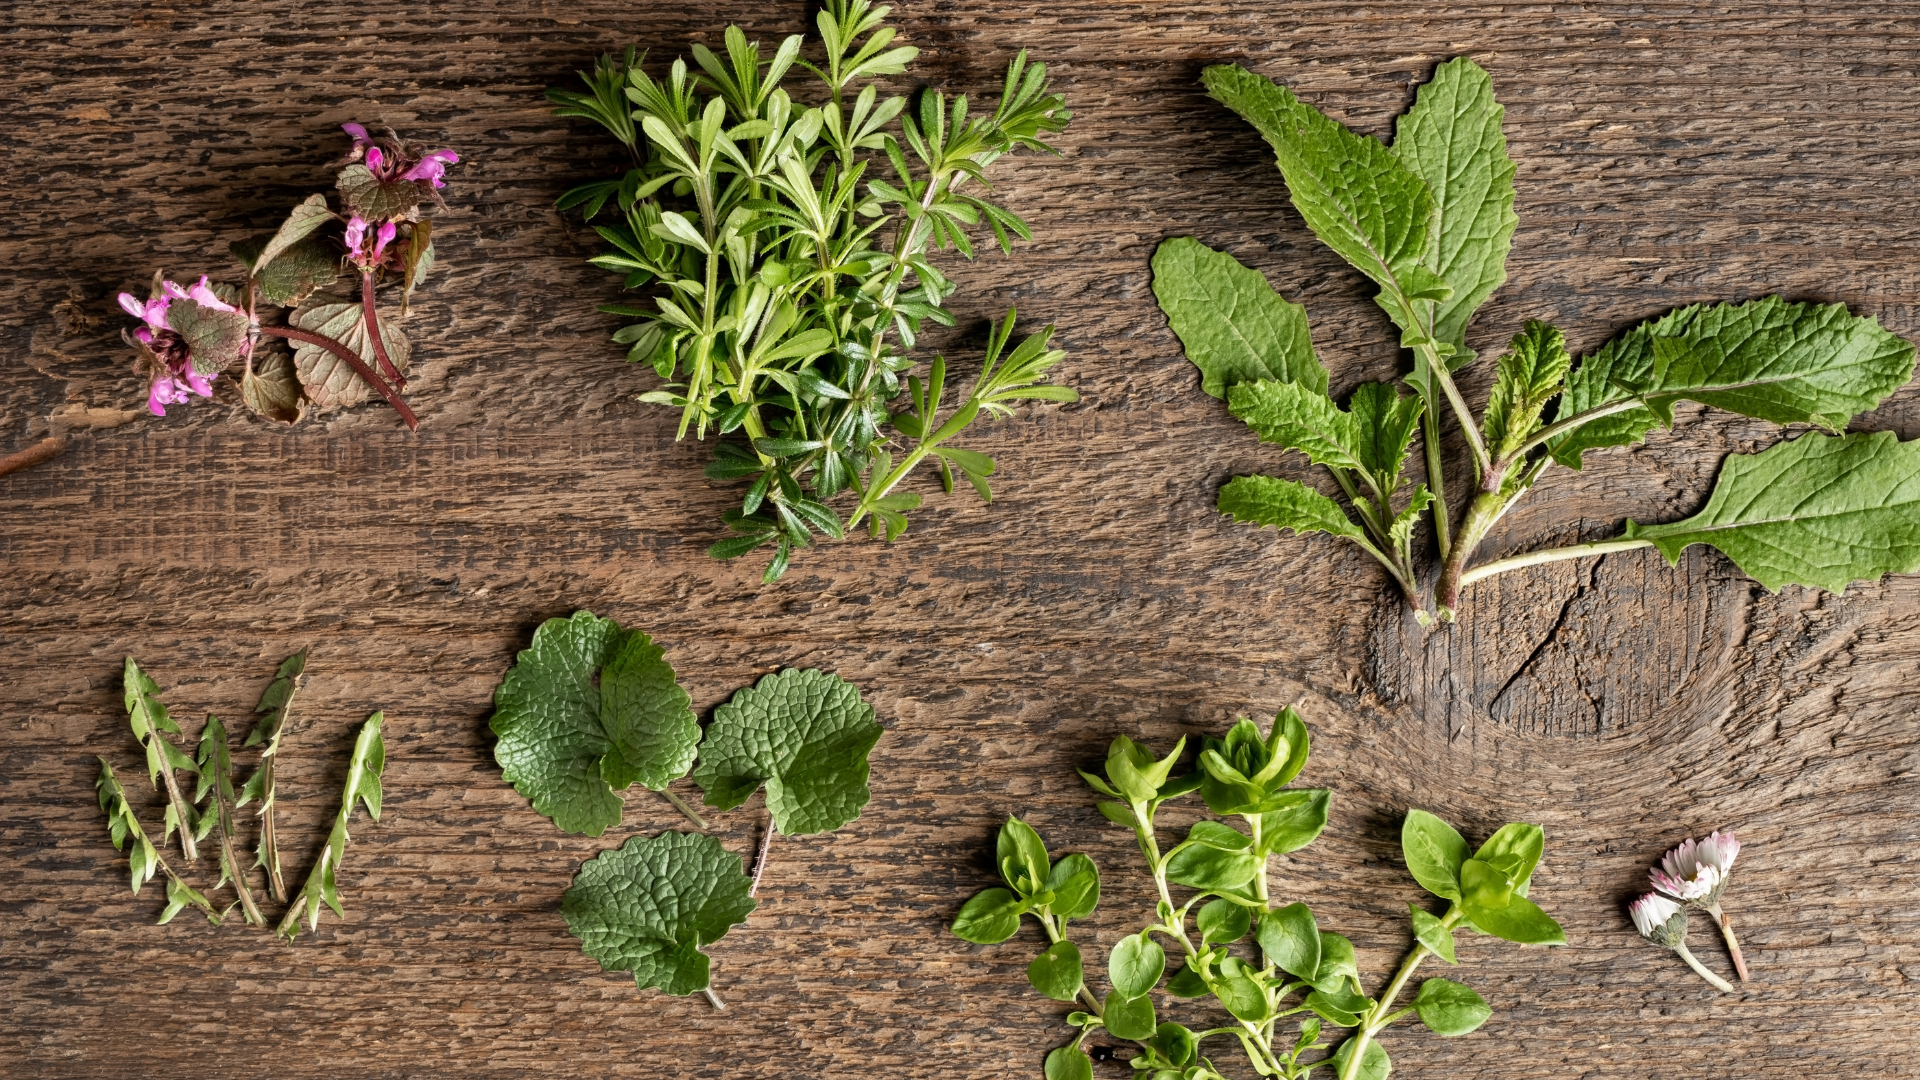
(4, 2, 1920, 1077)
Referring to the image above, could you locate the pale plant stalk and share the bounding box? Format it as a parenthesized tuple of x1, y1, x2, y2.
(1335, 907, 1464, 1080)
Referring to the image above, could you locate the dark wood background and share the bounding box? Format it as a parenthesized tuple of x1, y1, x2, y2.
(5, 3, 1919, 1077)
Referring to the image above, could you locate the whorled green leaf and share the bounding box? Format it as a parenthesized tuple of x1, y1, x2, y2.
(1152, 236, 1327, 398)
(1482, 321, 1572, 461)
(1217, 475, 1368, 545)
(1197, 897, 1251, 945)
(1211, 956, 1271, 1023)
(950, 886, 1025, 944)
(998, 815, 1051, 894)
(1392, 56, 1518, 366)
(692, 668, 883, 835)
(1103, 989, 1157, 1040)
(338, 163, 422, 222)
(241, 349, 304, 424)
(1257, 901, 1321, 981)
(1255, 787, 1331, 856)
(1624, 430, 1920, 594)
(561, 830, 757, 996)
(490, 611, 698, 837)
(1550, 297, 1917, 468)
(1202, 63, 1439, 322)
(1165, 840, 1261, 892)
(1045, 852, 1100, 921)
(1409, 903, 1457, 964)
(1028, 939, 1084, 1002)
(1414, 976, 1491, 1036)
(1108, 933, 1166, 998)
(289, 299, 411, 408)
(1401, 808, 1469, 901)
(167, 296, 252, 376)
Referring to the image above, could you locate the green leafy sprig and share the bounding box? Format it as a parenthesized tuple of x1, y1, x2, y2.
(95, 758, 223, 925)
(952, 715, 1564, 1080)
(488, 610, 886, 1004)
(278, 711, 386, 942)
(238, 648, 307, 903)
(1153, 58, 1920, 623)
(550, 0, 1077, 582)
(194, 713, 267, 926)
(122, 657, 206, 863)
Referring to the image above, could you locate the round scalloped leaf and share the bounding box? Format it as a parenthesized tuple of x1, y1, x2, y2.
(691, 668, 883, 835)
(258, 237, 343, 307)
(489, 611, 697, 836)
(167, 297, 251, 375)
(288, 298, 411, 407)
(562, 830, 756, 996)
(241, 349, 303, 424)
(338, 163, 422, 222)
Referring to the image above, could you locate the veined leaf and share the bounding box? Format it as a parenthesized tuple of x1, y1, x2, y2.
(1228, 380, 1364, 472)
(1550, 297, 1916, 468)
(1625, 430, 1920, 593)
(1217, 475, 1368, 545)
(691, 668, 883, 835)
(1202, 64, 1438, 322)
(278, 711, 385, 941)
(1392, 57, 1518, 366)
(289, 299, 411, 408)
(1152, 236, 1327, 398)
(1482, 321, 1572, 460)
(250, 194, 338, 277)
(562, 830, 756, 996)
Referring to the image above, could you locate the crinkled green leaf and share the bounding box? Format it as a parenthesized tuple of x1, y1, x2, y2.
(1392, 57, 1518, 366)
(1218, 475, 1368, 544)
(252, 193, 338, 273)
(1152, 236, 1327, 398)
(242, 349, 304, 424)
(168, 296, 251, 376)
(1550, 297, 1916, 468)
(1624, 430, 1920, 593)
(1203, 63, 1437, 322)
(1482, 321, 1571, 460)
(692, 668, 883, 835)
(288, 299, 411, 408)
(562, 830, 757, 996)
(338, 163, 421, 222)
(257, 238, 342, 307)
(1349, 381, 1425, 491)
(490, 611, 697, 836)
(1229, 379, 1364, 471)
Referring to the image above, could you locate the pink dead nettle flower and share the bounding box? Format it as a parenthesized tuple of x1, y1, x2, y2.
(344, 215, 401, 271)
(339, 122, 460, 195)
(115, 275, 248, 416)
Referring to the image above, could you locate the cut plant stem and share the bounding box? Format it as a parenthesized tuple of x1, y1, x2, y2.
(1673, 939, 1736, 993)
(702, 987, 726, 1010)
(658, 787, 710, 832)
(1705, 903, 1751, 982)
(0, 436, 66, 479)
(359, 271, 407, 390)
(1336, 906, 1465, 1080)
(1457, 538, 1658, 593)
(257, 325, 418, 430)
(749, 815, 776, 897)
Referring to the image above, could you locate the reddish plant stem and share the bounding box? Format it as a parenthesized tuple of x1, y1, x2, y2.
(0, 437, 66, 479)
(258, 325, 418, 430)
(359, 271, 406, 390)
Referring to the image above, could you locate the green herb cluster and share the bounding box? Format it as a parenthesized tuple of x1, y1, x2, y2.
(97, 655, 386, 941)
(952, 714, 1563, 1080)
(549, 0, 1077, 581)
(1153, 58, 1920, 622)
(489, 611, 886, 1002)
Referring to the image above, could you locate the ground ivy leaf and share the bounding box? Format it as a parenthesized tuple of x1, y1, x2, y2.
(491, 611, 694, 836)
(1625, 430, 1920, 593)
(596, 629, 700, 792)
(1482, 321, 1572, 460)
(1392, 57, 1517, 366)
(1151, 236, 1327, 398)
(1218, 475, 1369, 545)
(692, 668, 883, 835)
(1202, 63, 1437, 320)
(289, 299, 411, 408)
(562, 830, 756, 996)
(253, 193, 338, 275)
(1551, 297, 1917, 468)
(338, 163, 421, 222)
(241, 349, 304, 424)
(258, 237, 343, 307)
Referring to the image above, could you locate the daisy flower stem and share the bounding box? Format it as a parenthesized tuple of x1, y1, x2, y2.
(1673, 940, 1735, 993)
(1707, 904, 1750, 982)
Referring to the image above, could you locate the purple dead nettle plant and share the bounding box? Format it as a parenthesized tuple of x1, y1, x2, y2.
(115, 123, 460, 430)
(1628, 828, 1747, 992)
